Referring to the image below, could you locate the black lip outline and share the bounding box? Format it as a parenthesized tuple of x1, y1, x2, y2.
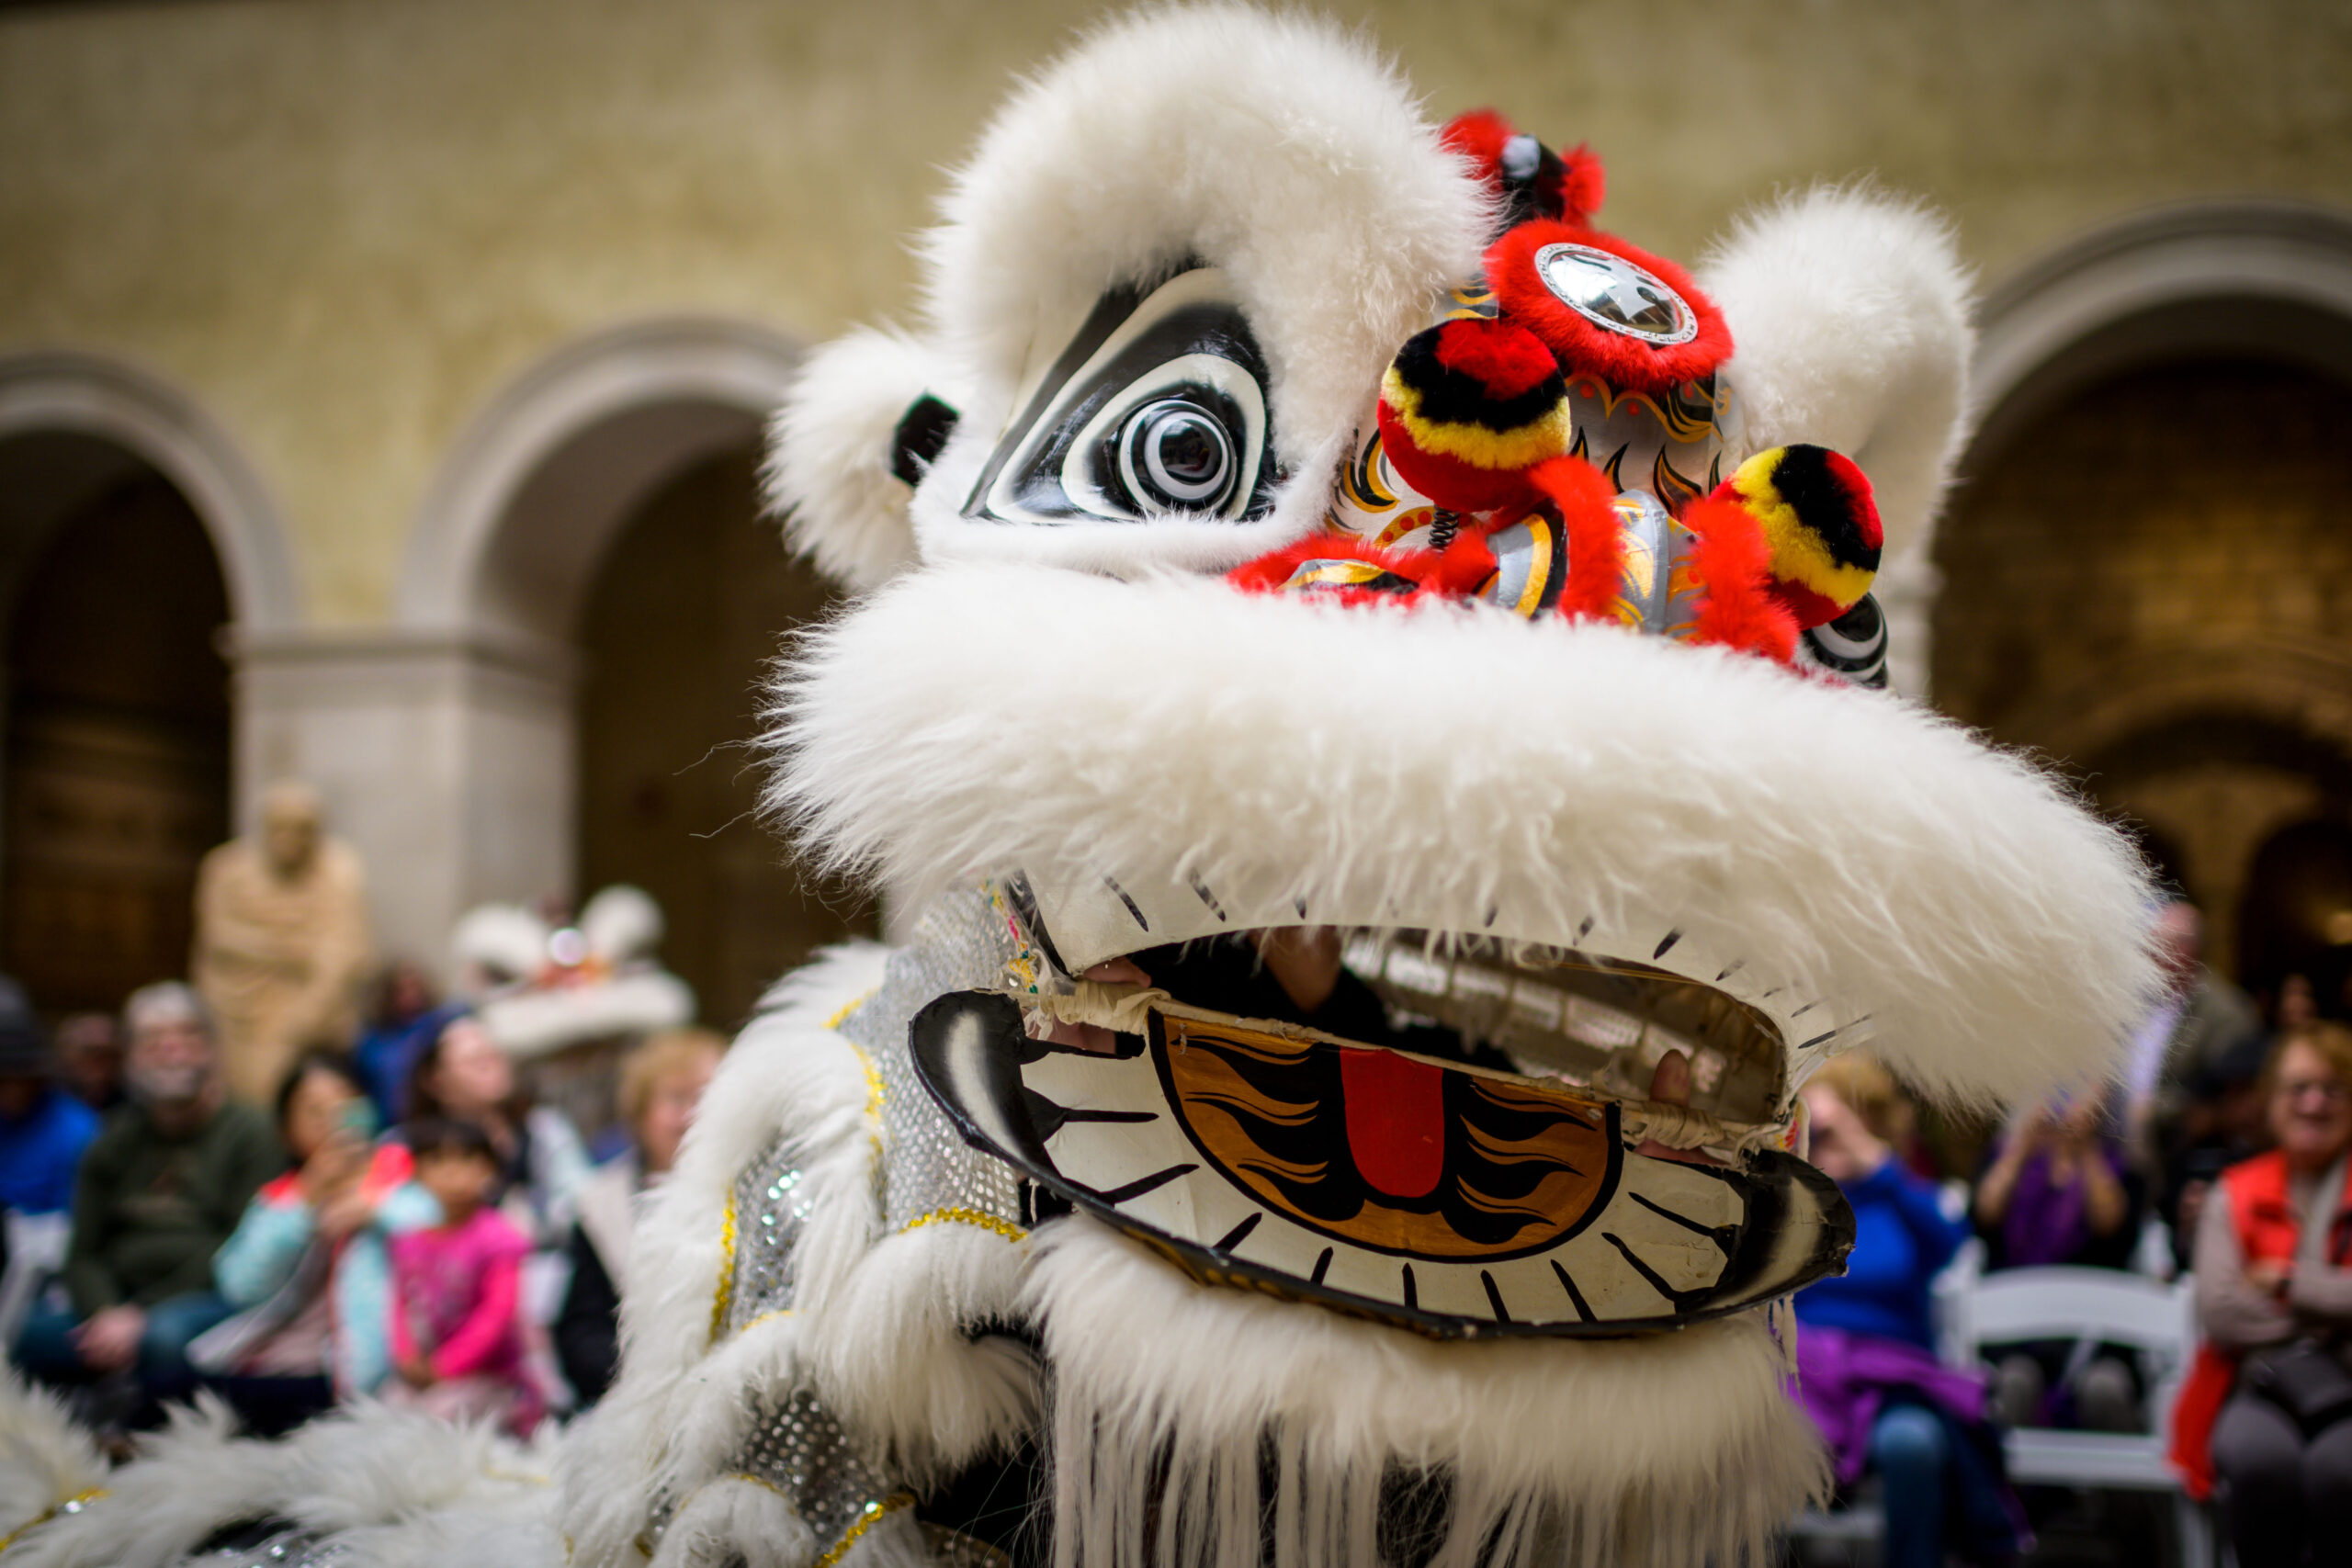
(910, 989, 1855, 1339)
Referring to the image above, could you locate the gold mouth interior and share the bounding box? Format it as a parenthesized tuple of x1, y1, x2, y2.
(1340, 931, 1787, 1125)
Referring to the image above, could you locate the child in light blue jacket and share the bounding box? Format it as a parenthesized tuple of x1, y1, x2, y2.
(203, 1053, 439, 1397)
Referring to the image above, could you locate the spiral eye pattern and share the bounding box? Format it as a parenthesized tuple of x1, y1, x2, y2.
(1113, 395, 1239, 514)
(1802, 592, 1889, 689)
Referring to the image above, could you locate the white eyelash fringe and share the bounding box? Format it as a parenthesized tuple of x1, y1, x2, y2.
(1026, 1217, 1826, 1568)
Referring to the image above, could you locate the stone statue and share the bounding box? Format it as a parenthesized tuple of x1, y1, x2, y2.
(192, 780, 373, 1105)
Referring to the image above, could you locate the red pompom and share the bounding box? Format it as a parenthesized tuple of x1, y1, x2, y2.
(1431, 316, 1559, 396)
(1710, 444, 1883, 629)
(1439, 110, 1603, 229)
(1375, 318, 1571, 513)
(1487, 220, 1732, 398)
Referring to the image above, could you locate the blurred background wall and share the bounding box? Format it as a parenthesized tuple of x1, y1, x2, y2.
(2, 0, 2349, 1030)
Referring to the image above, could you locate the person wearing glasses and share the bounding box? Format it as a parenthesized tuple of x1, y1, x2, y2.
(2172, 1022, 2352, 1566)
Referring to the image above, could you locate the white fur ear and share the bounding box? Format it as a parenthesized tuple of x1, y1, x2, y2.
(580, 884, 662, 964)
(1702, 187, 1973, 565)
(763, 327, 954, 592)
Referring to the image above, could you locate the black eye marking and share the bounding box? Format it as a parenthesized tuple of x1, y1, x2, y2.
(964, 265, 1279, 527)
(889, 394, 959, 488)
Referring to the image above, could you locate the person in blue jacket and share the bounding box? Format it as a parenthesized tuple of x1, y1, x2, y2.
(0, 978, 99, 1220)
(1795, 1053, 2021, 1568)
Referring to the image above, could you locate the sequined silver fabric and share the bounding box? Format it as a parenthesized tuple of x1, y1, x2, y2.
(638, 1388, 901, 1557)
(835, 886, 1027, 1233)
(183, 1529, 348, 1568)
(734, 1388, 900, 1546)
(724, 1133, 810, 1333)
(639, 886, 1040, 1562)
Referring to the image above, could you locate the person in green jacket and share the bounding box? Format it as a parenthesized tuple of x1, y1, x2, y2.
(13, 982, 281, 1420)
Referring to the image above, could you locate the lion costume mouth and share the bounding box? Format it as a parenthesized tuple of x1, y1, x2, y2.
(911, 931, 1851, 1336)
(912, 865, 1854, 1337)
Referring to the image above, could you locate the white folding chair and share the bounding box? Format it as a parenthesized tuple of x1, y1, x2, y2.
(1950, 1266, 2214, 1568)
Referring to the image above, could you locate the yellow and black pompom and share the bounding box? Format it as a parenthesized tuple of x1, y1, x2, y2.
(1374, 317, 1573, 513)
(1713, 444, 1882, 628)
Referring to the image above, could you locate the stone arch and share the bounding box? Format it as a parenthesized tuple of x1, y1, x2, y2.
(254, 317, 808, 980)
(0, 346, 301, 630)
(397, 315, 801, 646)
(1931, 207, 2352, 980)
(1966, 198, 2352, 477)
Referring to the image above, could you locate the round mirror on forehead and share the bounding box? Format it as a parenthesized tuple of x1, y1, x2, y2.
(1532, 243, 1698, 345)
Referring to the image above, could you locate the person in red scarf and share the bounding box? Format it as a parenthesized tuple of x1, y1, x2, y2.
(2171, 1022, 2352, 1565)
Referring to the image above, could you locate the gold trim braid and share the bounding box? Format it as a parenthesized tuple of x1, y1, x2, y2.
(902, 1207, 1027, 1243)
(0, 1488, 107, 1555)
(708, 1187, 739, 1344)
(813, 1494, 916, 1568)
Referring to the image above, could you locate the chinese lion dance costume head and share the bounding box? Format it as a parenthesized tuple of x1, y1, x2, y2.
(0, 9, 2156, 1568)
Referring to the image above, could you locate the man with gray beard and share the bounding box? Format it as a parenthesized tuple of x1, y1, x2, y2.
(14, 983, 280, 1422)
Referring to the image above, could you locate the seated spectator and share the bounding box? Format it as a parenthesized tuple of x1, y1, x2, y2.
(53, 1011, 124, 1114)
(1793, 1054, 2026, 1568)
(2123, 899, 2262, 1198)
(13, 983, 281, 1423)
(352, 960, 454, 1125)
(384, 1115, 543, 1435)
(555, 1028, 722, 1405)
(404, 1015, 588, 1247)
(0, 978, 99, 1219)
(2165, 1030, 2276, 1274)
(194, 1050, 435, 1432)
(1973, 1090, 2145, 1431)
(2274, 972, 2320, 1035)
(2171, 1022, 2352, 1567)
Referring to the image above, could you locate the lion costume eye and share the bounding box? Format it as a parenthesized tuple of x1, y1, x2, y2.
(966, 265, 1278, 526)
(1110, 394, 1239, 513)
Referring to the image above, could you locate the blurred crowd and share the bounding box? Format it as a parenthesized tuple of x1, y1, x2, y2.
(0, 960, 721, 1445)
(1788, 898, 2352, 1568)
(6, 853, 2352, 1568)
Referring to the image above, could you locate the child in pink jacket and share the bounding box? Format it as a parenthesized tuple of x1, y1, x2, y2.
(384, 1116, 543, 1435)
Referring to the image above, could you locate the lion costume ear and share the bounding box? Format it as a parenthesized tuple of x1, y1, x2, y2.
(1700, 186, 1973, 570)
(763, 326, 958, 592)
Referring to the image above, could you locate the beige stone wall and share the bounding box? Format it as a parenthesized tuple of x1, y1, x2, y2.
(1934, 360, 2352, 980)
(5, 0, 2350, 626)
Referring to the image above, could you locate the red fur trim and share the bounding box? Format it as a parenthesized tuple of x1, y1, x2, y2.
(1487, 221, 1732, 397)
(1439, 111, 1603, 228)
(1681, 495, 1799, 663)
(1440, 108, 1514, 171)
(1225, 530, 1499, 609)
(1526, 457, 1623, 623)
(1556, 144, 1604, 230)
(1432, 317, 1557, 397)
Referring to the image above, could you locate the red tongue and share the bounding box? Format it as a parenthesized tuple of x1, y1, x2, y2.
(1338, 1048, 1446, 1199)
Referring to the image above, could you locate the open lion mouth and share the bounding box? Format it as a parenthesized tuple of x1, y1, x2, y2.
(910, 889, 1853, 1338)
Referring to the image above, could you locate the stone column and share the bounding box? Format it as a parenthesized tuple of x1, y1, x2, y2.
(231, 626, 577, 984)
